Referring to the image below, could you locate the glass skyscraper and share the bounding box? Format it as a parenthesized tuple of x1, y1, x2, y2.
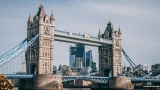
(69, 46, 76, 69)
(69, 44, 96, 70)
(86, 50, 93, 67)
(75, 44, 86, 68)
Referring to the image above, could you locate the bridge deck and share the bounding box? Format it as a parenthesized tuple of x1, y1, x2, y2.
(54, 30, 113, 46)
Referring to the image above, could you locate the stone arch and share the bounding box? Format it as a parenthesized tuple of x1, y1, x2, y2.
(30, 63, 38, 75)
(104, 69, 110, 77)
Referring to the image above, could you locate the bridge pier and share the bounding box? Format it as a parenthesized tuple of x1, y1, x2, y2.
(18, 74, 63, 90)
(108, 76, 134, 90)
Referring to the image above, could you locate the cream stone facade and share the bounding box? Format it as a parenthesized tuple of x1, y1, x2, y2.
(26, 4, 54, 74)
(109, 76, 134, 89)
(75, 80, 92, 86)
(98, 21, 122, 77)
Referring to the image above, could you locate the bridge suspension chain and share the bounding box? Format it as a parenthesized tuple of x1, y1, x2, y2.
(122, 49, 136, 68)
(122, 48, 147, 77)
(0, 34, 39, 67)
(0, 38, 27, 59)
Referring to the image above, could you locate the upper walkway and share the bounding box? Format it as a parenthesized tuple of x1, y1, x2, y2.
(54, 30, 113, 46)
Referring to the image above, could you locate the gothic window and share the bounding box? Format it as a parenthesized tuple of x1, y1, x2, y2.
(46, 20, 48, 23)
(44, 27, 45, 30)
(108, 50, 110, 54)
(46, 27, 48, 30)
(116, 40, 119, 46)
(45, 63, 47, 66)
(105, 59, 108, 63)
(102, 60, 105, 64)
(35, 53, 36, 57)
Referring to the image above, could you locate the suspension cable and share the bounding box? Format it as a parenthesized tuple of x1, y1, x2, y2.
(0, 38, 27, 59)
(0, 34, 39, 67)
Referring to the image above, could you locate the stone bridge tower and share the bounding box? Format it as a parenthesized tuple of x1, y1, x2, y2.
(98, 21, 122, 77)
(26, 4, 54, 75)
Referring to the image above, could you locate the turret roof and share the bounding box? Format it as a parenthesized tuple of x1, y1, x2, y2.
(104, 21, 112, 35)
(37, 4, 46, 17)
(50, 10, 54, 20)
(98, 28, 101, 36)
(118, 26, 121, 35)
(27, 13, 32, 23)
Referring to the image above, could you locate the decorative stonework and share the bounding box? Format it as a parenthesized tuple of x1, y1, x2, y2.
(109, 76, 134, 89)
(98, 22, 122, 77)
(19, 74, 63, 90)
(26, 4, 54, 75)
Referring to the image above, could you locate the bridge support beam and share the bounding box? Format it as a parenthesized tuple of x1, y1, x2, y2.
(108, 76, 134, 90)
(18, 74, 63, 90)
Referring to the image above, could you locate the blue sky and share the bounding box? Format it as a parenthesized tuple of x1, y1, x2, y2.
(0, 0, 160, 71)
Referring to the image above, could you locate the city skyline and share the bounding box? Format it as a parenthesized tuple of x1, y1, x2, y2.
(0, 0, 160, 70)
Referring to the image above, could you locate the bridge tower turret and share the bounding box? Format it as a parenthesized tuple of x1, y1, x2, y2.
(98, 28, 102, 38)
(27, 13, 32, 28)
(99, 21, 122, 77)
(26, 4, 54, 75)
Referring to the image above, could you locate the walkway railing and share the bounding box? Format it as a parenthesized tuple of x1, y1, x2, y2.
(54, 30, 113, 46)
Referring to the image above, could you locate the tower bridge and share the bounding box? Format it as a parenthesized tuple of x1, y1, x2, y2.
(1, 4, 121, 77)
(0, 4, 158, 90)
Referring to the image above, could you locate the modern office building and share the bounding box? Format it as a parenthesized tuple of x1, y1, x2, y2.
(69, 44, 96, 71)
(92, 62, 97, 72)
(142, 64, 149, 73)
(53, 65, 57, 71)
(75, 44, 86, 68)
(69, 46, 76, 69)
(152, 63, 160, 76)
(86, 50, 93, 68)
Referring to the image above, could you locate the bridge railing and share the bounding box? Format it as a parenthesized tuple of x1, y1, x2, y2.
(54, 30, 112, 44)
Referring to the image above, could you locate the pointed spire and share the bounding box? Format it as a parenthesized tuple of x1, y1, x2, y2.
(50, 10, 54, 20)
(118, 26, 121, 35)
(40, 3, 43, 8)
(28, 13, 32, 23)
(37, 4, 46, 17)
(58, 63, 62, 71)
(98, 28, 102, 38)
(108, 20, 111, 25)
(104, 21, 112, 38)
(111, 25, 115, 32)
(98, 28, 101, 35)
